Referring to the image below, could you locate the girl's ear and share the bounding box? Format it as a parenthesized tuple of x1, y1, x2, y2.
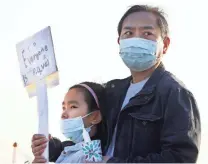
(90, 110, 102, 125)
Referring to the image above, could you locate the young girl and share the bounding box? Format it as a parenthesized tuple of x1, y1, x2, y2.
(45, 81, 107, 163)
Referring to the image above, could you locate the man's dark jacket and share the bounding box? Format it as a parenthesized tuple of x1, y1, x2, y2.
(49, 64, 201, 163)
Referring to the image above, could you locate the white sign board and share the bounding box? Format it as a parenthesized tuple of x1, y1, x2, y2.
(16, 26, 58, 87)
(16, 26, 58, 162)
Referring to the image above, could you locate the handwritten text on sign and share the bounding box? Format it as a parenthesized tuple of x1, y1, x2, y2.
(16, 26, 57, 87)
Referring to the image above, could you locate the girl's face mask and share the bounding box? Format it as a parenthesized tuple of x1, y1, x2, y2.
(60, 112, 94, 143)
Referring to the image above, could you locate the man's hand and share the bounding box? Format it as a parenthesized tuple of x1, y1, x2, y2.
(32, 156, 47, 163)
(31, 134, 51, 157)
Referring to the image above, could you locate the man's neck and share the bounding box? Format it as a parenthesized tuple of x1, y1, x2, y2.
(131, 63, 160, 83)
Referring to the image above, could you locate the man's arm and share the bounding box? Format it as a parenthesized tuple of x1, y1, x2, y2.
(107, 88, 201, 163)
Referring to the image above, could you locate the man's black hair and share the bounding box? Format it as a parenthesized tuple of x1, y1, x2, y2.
(118, 5, 169, 39)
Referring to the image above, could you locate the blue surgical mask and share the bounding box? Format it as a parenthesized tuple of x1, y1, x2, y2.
(119, 37, 158, 72)
(60, 112, 94, 143)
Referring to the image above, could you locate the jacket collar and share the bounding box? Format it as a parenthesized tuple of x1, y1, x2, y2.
(126, 63, 166, 94)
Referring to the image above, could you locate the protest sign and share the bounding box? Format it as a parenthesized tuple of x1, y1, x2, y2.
(16, 26, 58, 161)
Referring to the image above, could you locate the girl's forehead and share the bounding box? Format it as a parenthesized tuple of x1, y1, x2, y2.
(64, 88, 86, 102)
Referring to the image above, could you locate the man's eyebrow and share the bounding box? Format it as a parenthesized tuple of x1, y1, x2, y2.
(140, 25, 155, 30)
(123, 25, 155, 30)
(123, 26, 134, 30)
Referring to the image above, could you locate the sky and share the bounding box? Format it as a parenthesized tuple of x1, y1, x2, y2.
(0, 0, 207, 163)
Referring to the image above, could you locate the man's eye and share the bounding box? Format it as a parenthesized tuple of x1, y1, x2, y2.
(124, 31, 132, 35)
(144, 32, 153, 36)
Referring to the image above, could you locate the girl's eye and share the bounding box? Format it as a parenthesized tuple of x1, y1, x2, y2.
(71, 105, 77, 109)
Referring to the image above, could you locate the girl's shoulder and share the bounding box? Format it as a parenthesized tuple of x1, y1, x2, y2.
(62, 140, 75, 147)
(49, 137, 75, 162)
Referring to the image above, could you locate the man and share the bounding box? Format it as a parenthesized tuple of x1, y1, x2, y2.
(31, 5, 201, 163)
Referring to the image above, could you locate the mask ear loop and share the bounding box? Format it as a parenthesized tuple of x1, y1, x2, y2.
(82, 127, 91, 142)
(82, 124, 94, 143)
(82, 111, 95, 119)
(82, 111, 96, 143)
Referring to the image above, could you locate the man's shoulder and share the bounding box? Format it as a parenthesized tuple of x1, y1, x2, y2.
(104, 76, 131, 88)
(159, 70, 191, 94)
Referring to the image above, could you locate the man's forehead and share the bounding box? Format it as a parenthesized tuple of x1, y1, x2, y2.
(122, 11, 158, 28)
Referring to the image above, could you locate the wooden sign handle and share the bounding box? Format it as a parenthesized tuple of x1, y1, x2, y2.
(36, 80, 49, 162)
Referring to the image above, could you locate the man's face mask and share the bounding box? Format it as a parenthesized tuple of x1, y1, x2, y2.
(119, 37, 158, 72)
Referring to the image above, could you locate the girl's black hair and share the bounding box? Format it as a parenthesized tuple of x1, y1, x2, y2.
(69, 82, 107, 152)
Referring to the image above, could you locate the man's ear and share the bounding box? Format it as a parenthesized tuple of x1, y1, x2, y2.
(117, 37, 120, 44)
(163, 36, 170, 54)
(90, 111, 102, 125)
